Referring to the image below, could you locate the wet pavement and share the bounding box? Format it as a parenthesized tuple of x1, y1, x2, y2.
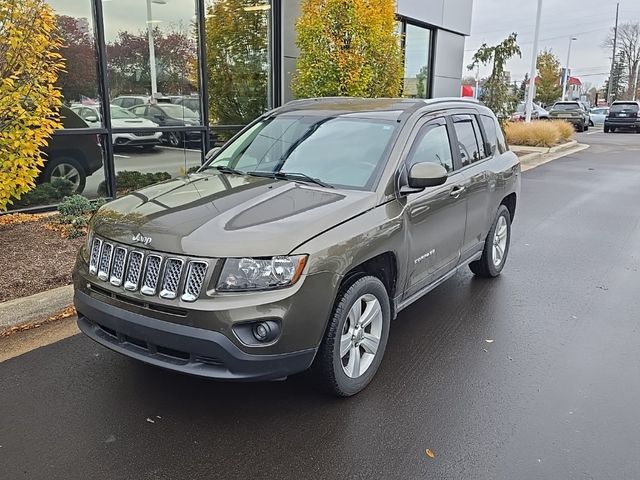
(2, 131, 640, 479)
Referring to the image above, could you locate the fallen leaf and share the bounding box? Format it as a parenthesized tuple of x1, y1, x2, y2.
(485, 339, 494, 343)
(425, 449, 435, 459)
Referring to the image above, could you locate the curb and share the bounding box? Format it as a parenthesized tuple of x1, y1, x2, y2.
(0, 285, 73, 335)
(517, 142, 590, 172)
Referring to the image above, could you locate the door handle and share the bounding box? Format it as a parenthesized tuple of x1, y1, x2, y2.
(450, 185, 466, 198)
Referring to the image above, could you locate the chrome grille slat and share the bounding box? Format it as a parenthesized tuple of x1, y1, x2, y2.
(160, 258, 184, 300)
(141, 255, 163, 296)
(89, 238, 102, 275)
(124, 251, 144, 292)
(182, 261, 208, 302)
(97, 243, 114, 281)
(88, 236, 213, 303)
(109, 247, 128, 286)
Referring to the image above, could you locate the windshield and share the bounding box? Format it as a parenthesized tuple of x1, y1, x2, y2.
(553, 103, 582, 111)
(110, 105, 138, 120)
(610, 103, 639, 113)
(205, 115, 398, 190)
(159, 104, 199, 119)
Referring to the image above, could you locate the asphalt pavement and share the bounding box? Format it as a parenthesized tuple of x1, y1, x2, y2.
(2, 131, 640, 479)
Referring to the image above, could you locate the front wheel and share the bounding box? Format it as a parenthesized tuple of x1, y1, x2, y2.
(469, 205, 512, 278)
(604, 126, 610, 133)
(312, 276, 390, 397)
(42, 157, 86, 194)
(166, 132, 183, 148)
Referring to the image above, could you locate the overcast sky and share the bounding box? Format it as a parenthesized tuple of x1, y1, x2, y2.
(464, 0, 640, 88)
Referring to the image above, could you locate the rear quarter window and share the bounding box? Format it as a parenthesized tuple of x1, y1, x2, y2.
(480, 114, 507, 155)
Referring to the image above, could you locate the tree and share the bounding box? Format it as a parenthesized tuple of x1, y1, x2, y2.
(416, 66, 429, 98)
(107, 26, 196, 98)
(468, 33, 521, 120)
(292, 0, 403, 99)
(535, 49, 562, 105)
(205, 0, 270, 124)
(56, 15, 98, 102)
(604, 22, 640, 100)
(604, 52, 628, 103)
(0, 0, 65, 210)
(518, 73, 529, 101)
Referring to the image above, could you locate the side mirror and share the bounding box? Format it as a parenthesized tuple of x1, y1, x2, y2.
(205, 147, 221, 162)
(407, 162, 448, 189)
(85, 115, 99, 123)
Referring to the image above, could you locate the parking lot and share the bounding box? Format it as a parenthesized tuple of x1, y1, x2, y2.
(2, 131, 640, 479)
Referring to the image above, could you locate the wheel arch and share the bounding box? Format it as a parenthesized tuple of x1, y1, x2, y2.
(501, 192, 517, 222)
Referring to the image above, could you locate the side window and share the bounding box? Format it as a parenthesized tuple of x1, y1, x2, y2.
(407, 121, 454, 172)
(131, 105, 147, 116)
(452, 114, 484, 167)
(480, 114, 506, 155)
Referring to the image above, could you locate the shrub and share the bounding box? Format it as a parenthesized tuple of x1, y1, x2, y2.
(97, 171, 172, 196)
(57, 194, 93, 217)
(11, 178, 75, 209)
(293, 0, 403, 98)
(551, 120, 575, 142)
(504, 120, 574, 147)
(0, 0, 65, 211)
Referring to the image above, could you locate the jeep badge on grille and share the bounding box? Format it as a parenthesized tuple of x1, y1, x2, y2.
(132, 233, 152, 246)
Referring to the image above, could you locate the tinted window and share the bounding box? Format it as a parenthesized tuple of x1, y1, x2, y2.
(553, 102, 582, 111)
(407, 122, 453, 172)
(480, 114, 507, 155)
(131, 106, 147, 116)
(158, 104, 199, 119)
(453, 115, 483, 166)
(208, 116, 398, 190)
(611, 103, 639, 113)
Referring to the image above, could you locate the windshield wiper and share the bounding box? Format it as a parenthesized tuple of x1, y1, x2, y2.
(201, 165, 245, 175)
(247, 171, 334, 189)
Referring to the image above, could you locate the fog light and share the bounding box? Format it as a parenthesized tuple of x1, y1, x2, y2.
(252, 322, 271, 342)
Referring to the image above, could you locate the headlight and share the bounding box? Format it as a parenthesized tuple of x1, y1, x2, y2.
(217, 255, 308, 292)
(81, 229, 94, 263)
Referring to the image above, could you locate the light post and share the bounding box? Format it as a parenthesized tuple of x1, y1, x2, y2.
(146, 0, 166, 98)
(525, 0, 543, 123)
(562, 37, 577, 101)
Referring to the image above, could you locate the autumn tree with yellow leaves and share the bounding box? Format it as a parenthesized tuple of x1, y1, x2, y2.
(293, 0, 403, 98)
(0, 0, 65, 210)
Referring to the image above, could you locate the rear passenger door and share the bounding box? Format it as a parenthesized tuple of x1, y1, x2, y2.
(450, 113, 498, 259)
(402, 117, 468, 298)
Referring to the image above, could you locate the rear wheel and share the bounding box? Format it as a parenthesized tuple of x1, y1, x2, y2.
(577, 122, 585, 132)
(166, 132, 183, 148)
(312, 276, 390, 397)
(42, 157, 86, 194)
(469, 205, 512, 278)
(604, 126, 610, 133)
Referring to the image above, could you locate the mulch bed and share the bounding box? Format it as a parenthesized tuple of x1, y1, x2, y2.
(0, 217, 84, 303)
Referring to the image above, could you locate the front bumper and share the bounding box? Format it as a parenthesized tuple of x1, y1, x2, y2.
(75, 289, 317, 381)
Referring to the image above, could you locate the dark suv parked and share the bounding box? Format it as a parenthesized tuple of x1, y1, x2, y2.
(549, 101, 590, 131)
(74, 98, 520, 396)
(604, 101, 640, 133)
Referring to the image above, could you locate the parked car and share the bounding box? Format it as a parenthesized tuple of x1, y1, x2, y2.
(510, 102, 549, 121)
(74, 97, 520, 397)
(604, 101, 640, 133)
(40, 106, 103, 194)
(174, 95, 200, 115)
(111, 95, 173, 109)
(589, 107, 609, 126)
(129, 103, 201, 147)
(71, 104, 163, 149)
(548, 101, 590, 132)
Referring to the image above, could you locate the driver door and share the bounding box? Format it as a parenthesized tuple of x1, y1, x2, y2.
(402, 117, 467, 299)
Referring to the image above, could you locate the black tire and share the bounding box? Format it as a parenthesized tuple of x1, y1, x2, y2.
(576, 122, 585, 133)
(604, 126, 610, 133)
(589, 120, 594, 127)
(166, 132, 182, 148)
(312, 275, 391, 397)
(469, 205, 512, 278)
(611, 127, 616, 133)
(584, 123, 589, 131)
(41, 156, 86, 194)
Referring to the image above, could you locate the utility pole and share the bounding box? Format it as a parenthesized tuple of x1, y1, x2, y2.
(633, 61, 640, 101)
(607, 2, 620, 105)
(562, 37, 577, 101)
(525, 0, 543, 122)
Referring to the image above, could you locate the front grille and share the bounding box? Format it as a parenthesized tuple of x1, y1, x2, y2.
(87, 236, 212, 303)
(182, 261, 208, 302)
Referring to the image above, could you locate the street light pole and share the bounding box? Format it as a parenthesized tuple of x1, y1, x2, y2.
(633, 60, 640, 101)
(146, 0, 166, 98)
(607, 2, 620, 105)
(525, 0, 543, 123)
(562, 37, 577, 101)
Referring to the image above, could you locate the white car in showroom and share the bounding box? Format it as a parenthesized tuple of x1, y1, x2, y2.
(71, 104, 163, 150)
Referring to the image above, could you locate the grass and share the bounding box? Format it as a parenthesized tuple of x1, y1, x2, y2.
(504, 120, 575, 148)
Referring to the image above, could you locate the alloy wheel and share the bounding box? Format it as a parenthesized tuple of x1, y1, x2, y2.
(492, 215, 508, 267)
(340, 294, 383, 379)
(51, 163, 81, 192)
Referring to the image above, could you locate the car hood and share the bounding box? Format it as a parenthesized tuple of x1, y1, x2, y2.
(111, 118, 159, 128)
(91, 172, 377, 258)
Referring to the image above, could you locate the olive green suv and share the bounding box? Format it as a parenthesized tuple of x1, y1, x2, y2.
(74, 98, 520, 396)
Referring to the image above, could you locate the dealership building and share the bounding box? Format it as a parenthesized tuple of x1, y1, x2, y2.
(14, 0, 472, 211)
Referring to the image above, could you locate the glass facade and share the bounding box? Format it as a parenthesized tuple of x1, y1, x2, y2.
(9, 0, 278, 211)
(401, 21, 433, 99)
